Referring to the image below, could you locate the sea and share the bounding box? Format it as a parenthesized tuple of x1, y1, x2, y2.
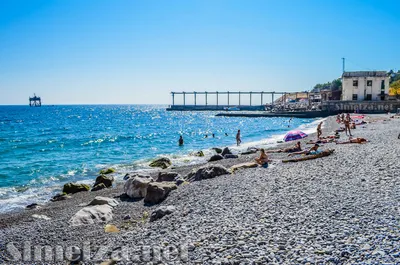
(0, 105, 322, 213)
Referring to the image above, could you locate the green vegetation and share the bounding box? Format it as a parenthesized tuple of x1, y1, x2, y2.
(311, 78, 342, 93)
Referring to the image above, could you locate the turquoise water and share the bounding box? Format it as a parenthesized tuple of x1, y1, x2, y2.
(0, 105, 319, 212)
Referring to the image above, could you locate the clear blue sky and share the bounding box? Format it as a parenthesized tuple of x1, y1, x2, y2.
(0, 0, 399, 105)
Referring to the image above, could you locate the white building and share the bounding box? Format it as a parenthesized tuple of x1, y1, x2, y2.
(341, 71, 389, 101)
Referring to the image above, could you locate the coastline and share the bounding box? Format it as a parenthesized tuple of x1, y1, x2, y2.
(1, 114, 399, 264)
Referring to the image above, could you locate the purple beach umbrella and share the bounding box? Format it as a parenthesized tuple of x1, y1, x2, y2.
(283, 130, 308, 142)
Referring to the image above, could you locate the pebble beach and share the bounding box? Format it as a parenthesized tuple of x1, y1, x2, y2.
(1, 114, 400, 265)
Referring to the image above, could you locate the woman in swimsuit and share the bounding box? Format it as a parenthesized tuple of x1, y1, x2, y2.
(266, 142, 301, 153)
(255, 148, 269, 166)
(288, 144, 320, 156)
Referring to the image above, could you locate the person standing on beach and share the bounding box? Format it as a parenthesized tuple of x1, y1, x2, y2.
(317, 122, 323, 139)
(341, 113, 345, 123)
(178, 135, 184, 146)
(344, 115, 352, 136)
(236, 130, 241, 146)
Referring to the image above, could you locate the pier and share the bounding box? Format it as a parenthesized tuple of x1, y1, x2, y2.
(29, 94, 41, 107)
(166, 91, 306, 111)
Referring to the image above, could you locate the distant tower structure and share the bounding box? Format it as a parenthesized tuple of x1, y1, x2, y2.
(29, 94, 41, 107)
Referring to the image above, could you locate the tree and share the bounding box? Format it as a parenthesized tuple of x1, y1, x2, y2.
(389, 79, 400, 99)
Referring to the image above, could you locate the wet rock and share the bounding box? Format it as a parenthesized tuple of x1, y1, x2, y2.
(149, 157, 171, 169)
(185, 164, 230, 182)
(221, 147, 232, 156)
(63, 183, 90, 194)
(212, 147, 223, 154)
(51, 193, 72, 202)
(144, 182, 177, 204)
(208, 154, 224, 162)
(150, 206, 176, 222)
(93, 175, 114, 189)
(224, 154, 238, 159)
(99, 168, 115, 175)
(91, 183, 107, 191)
(26, 203, 40, 210)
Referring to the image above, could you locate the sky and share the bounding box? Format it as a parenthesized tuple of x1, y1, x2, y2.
(0, 0, 399, 105)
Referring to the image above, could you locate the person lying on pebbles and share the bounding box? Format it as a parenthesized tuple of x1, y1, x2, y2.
(288, 143, 320, 157)
(336, 137, 369, 144)
(266, 141, 302, 153)
(306, 138, 334, 144)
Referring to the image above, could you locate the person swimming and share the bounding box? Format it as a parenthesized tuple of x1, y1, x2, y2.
(178, 135, 184, 146)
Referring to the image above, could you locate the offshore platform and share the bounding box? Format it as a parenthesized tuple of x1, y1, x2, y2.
(29, 94, 41, 107)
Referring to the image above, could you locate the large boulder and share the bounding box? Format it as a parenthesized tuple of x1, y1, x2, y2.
(157, 172, 180, 182)
(208, 154, 224, 162)
(93, 175, 114, 189)
(221, 147, 232, 156)
(124, 176, 153, 199)
(230, 162, 258, 173)
(144, 182, 177, 204)
(212, 147, 223, 154)
(63, 183, 90, 194)
(88, 196, 119, 207)
(150, 206, 176, 222)
(149, 157, 171, 169)
(224, 154, 238, 159)
(70, 205, 113, 226)
(185, 164, 230, 182)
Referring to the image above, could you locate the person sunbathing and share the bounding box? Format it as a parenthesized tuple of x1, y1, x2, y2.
(336, 137, 368, 144)
(266, 142, 302, 153)
(255, 148, 269, 166)
(306, 138, 334, 144)
(288, 144, 320, 156)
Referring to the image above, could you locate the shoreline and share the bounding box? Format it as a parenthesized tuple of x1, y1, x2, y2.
(2, 114, 399, 264)
(0, 116, 324, 214)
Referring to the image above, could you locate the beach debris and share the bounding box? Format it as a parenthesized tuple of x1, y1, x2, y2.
(26, 203, 40, 210)
(149, 157, 172, 169)
(88, 196, 119, 207)
(208, 154, 224, 162)
(124, 176, 153, 199)
(229, 162, 258, 173)
(185, 164, 230, 182)
(212, 147, 222, 154)
(92, 175, 114, 191)
(32, 214, 51, 220)
(70, 205, 114, 226)
(157, 172, 180, 182)
(282, 149, 335, 163)
(150, 205, 176, 222)
(224, 154, 239, 159)
(221, 147, 232, 156)
(51, 193, 72, 202)
(63, 183, 90, 194)
(144, 182, 177, 204)
(99, 168, 115, 175)
(104, 224, 119, 233)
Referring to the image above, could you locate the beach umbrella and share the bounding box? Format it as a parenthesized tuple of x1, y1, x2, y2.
(283, 130, 308, 142)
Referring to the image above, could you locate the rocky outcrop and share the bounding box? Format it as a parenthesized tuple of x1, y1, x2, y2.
(150, 205, 176, 222)
(62, 183, 90, 194)
(149, 157, 172, 169)
(185, 164, 230, 182)
(124, 176, 153, 199)
(157, 172, 180, 182)
(224, 154, 238, 159)
(208, 154, 224, 162)
(230, 162, 258, 173)
(221, 147, 232, 156)
(88, 196, 119, 207)
(70, 205, 114, 226)
(144, 182, 177, 204)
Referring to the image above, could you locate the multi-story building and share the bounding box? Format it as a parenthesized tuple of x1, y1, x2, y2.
(341, 71, 389, 101)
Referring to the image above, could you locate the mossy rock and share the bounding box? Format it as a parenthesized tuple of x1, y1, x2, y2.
(212, 147, 222, 154)
(91, 183, 107, 191)
(149, 157, 171, 169)
(195, 151, 204, 157)
(62, 183, 90, 194)
(99, 168, 115, 175)
(94, 175, 114, 188)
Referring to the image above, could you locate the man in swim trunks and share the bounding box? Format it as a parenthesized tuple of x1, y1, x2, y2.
(288, 144, 320, 156)
(317, 122, 323, 139)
